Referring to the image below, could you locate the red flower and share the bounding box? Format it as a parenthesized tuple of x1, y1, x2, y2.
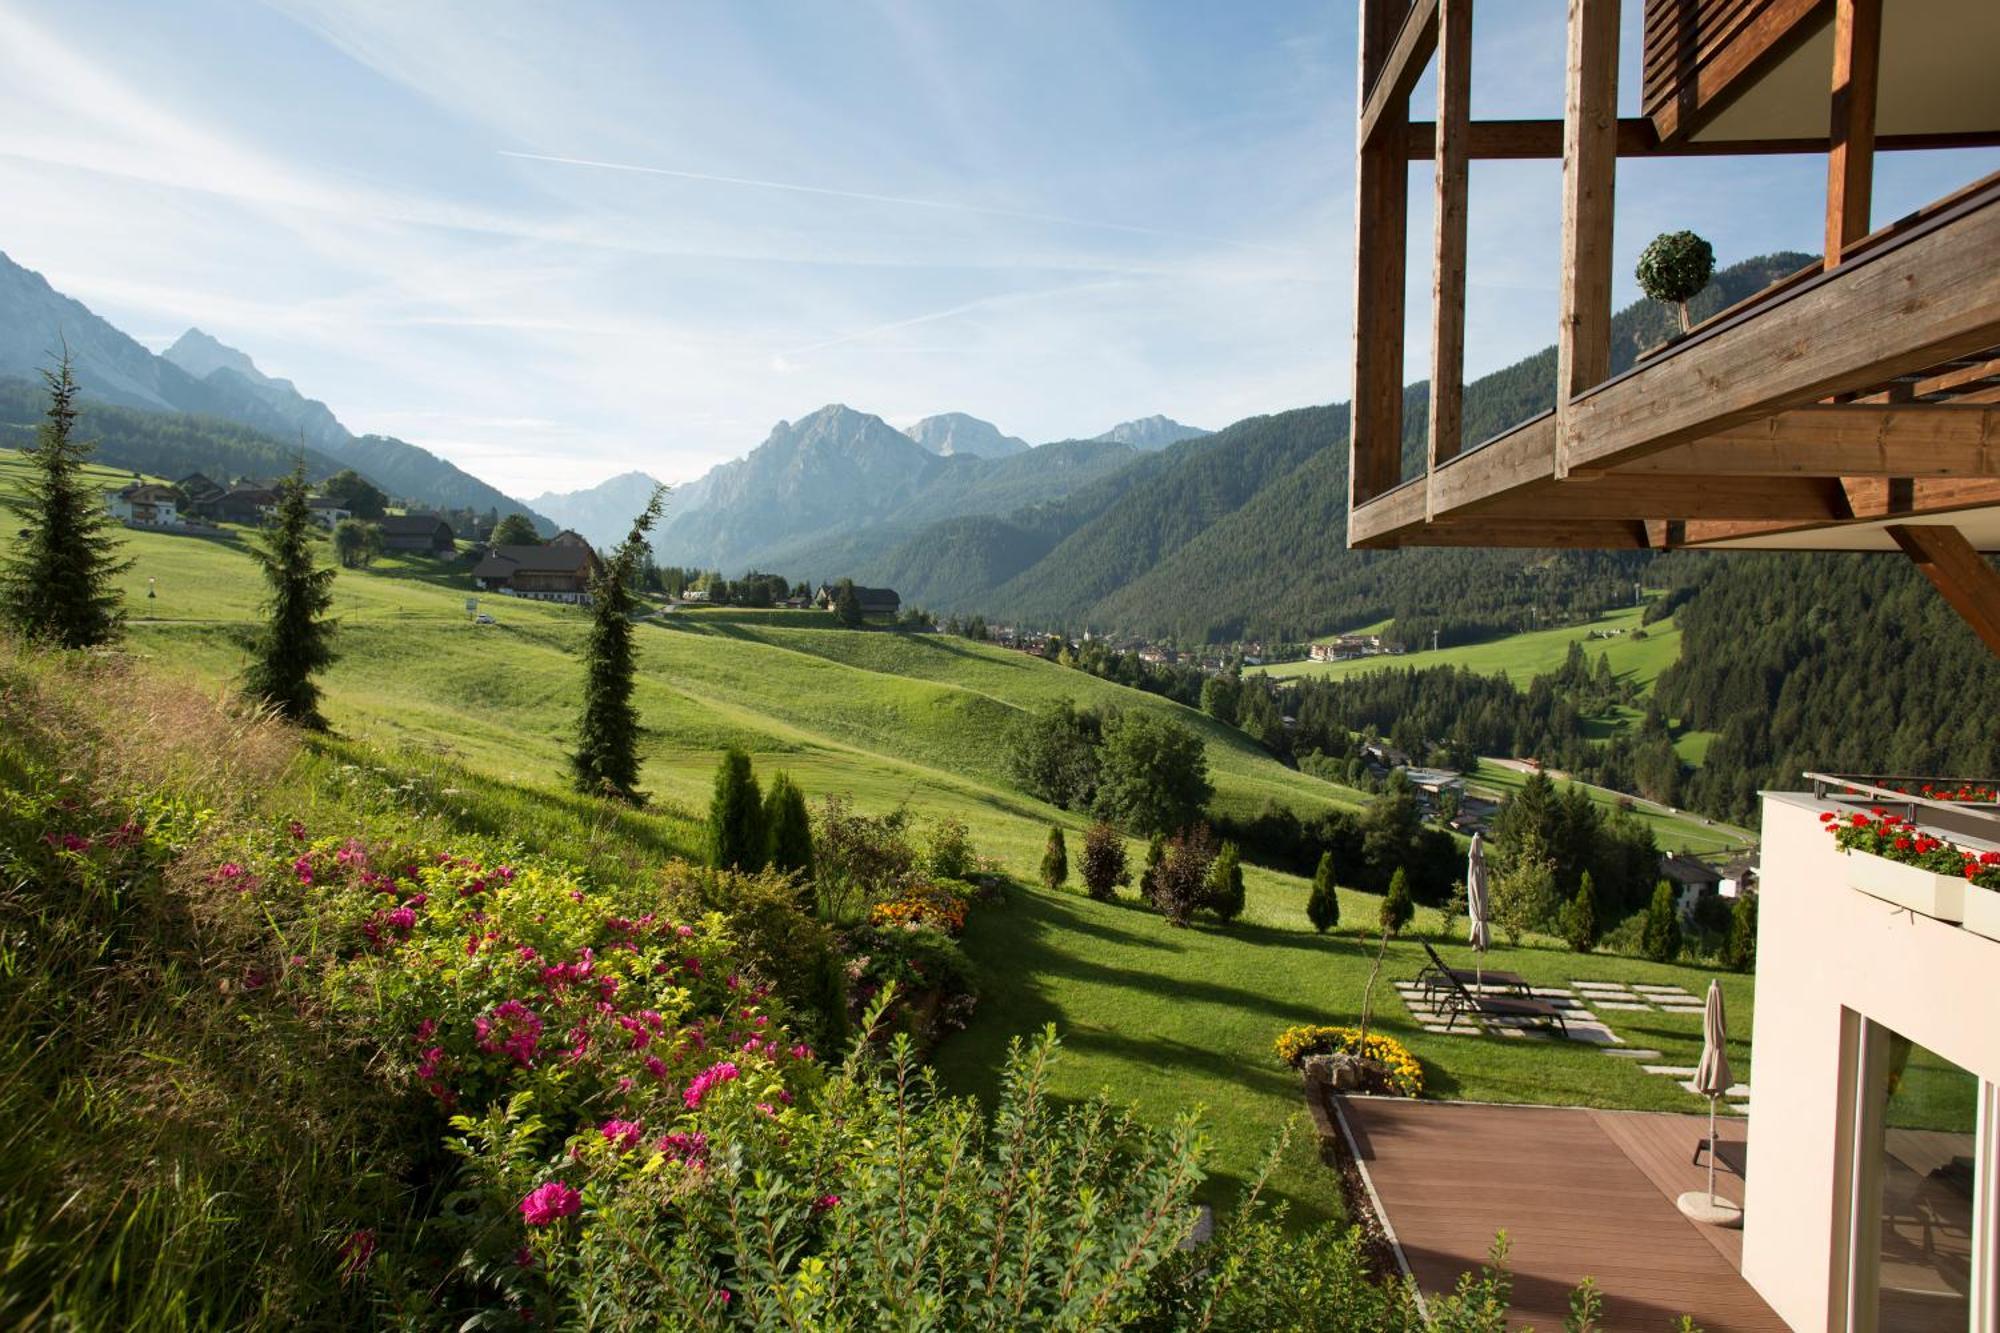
(1819, 811, 1837, 824)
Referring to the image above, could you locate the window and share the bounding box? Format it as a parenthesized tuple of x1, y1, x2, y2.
(1845, 1021, 1997, 1331)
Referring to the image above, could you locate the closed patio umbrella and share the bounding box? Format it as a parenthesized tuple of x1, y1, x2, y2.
(1677, 979, 1743, 1226)
(1466, 833, 1491, 990)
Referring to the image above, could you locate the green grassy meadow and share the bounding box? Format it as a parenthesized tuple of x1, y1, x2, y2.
(2, 456, 1762, 1228)
(1257, 602, 1682, 692)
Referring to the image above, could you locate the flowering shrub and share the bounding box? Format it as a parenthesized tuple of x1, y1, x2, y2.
(867, 874, 971, 934)
(1823, 808, 2000, 890)
(1273, 1024, 1425, 1098)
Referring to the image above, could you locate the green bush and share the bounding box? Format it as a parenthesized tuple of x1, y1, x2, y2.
(1635, 229, 1715, 331)
(1641, 880, 1684, 963)
(1379, 867, 1415, 937)
(1040, 824, 1068, 891)
(924, 813, 976, 881)
(1723, 890, 1757, 971)
(1207, 840, 1246, 923)
(657, 861, 846, 1049)
(1154, 827, 1218, 928)
(1306, 851, 1341, 933)
(705, 747, 765, 871)
(761, 770, 814, 881)
(1561, 870, 1599, 954)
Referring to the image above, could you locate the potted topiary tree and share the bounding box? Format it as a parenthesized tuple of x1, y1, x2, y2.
(1635, 229, 1715, 343)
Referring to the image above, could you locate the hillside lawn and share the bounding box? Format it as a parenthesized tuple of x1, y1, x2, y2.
(1257, 602, 1682, 692)
(0, 458, 1761, 1228)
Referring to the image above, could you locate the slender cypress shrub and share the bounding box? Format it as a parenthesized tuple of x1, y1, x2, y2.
(1379, 867, 1415, 937)
(571, 485, 666, 799)
(0, 354, 131, 648)
(1562, 870, 1599, 953)
(1641, 880, 1684, 962)
(707, 748, 766, 871)
(763, 771, 815, 880)
(1306, 851, 1341, 934)
(1722, 889, 1757, 971)
(1040, 825, 1068, 891)
(1138, 833, 1166, 905)
(243, 467, 336, 728)
(1206, 841, 1246, 923)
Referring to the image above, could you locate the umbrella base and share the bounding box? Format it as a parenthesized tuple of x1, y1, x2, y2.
(1674, 1190, 1743, 1228)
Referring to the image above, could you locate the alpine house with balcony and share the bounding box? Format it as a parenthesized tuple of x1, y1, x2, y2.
(1345, 0, 1999, 1326)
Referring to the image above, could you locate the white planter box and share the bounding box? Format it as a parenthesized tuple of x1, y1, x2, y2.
(1845, 850, 1964, 923)
(1963, 882, 2000, 943)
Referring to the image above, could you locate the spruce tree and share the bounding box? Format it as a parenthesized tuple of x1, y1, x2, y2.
(1562, 870, 1599, 953)
(1379, 867, 1415, 937)
(706, 748, 765, 871)
(1138, 833, 1166, 904)
(1040, 825, 1068, 891)
(1306, 851, 1341, 934)
(1722, 890, 1757, 971)
(834, 578, 864, 629)
(571, 484, 666, 800)
(763, 770, 814, 879)
(1206, 840, 1246, 923)
(0, 354, 131, 647)
(243, 467, 336, 727)
(1641, 880, 1684, 962)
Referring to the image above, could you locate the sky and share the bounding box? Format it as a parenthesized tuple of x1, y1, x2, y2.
(0, 1, 1991, 498)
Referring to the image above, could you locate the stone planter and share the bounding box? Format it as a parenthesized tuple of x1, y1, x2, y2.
(1845, 849, 1965, 923)
(1963, 882, 2000, 943)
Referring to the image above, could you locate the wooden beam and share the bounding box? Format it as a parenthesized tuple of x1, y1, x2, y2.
(1464, 475, 1850, 522)
(1400, 119, 2000, 162)
(1647, 0, 1827, 144)
(1564, 188, 2000, 472)
(1349, 0, 1411, 514)
(1825, 0, 1881, 267)
(1347, 476, 1430, 548)
(1358, 0, 1437, 151)
(1555, 0, 1619, 478)
(1678, 482, 2000, 546)
(1887, 524, 2000, 654)
(1426, 0, 1472, 504)
(1602, 405, 2000, 477)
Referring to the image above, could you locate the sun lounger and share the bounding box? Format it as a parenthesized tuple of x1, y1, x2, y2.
(1434, 966, 1569, 1037)
(1416, 940, 1532, 1003)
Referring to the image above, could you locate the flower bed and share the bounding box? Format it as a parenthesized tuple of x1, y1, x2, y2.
(1273, 1024, 1424, 1098)
(1824, 807, 2000, 935)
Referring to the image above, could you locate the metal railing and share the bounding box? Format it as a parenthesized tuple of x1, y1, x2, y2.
(1803, 772, 2000, 844)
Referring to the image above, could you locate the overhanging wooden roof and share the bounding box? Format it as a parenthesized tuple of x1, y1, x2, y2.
(1344, 0, 2000, 652)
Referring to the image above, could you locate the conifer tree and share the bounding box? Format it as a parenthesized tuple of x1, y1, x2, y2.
(1040, 825, 1068, 891)
(571, 484, 666, 800)
(763, 770, 814, 879)
(1306, 851, 1342, 934)
(1379, 867, 1415, 937)
(1641, 880, 1684, 962)
(1206, 840, 1245, 923)
(1138, 833, 1166, 904)
(833, 578, 864, 629)
(1562, 870, 1599, 953)
(706, 748, 765, 871)
(1723, 889, 1757, 971)
(243, 466, 336, 727)
(0, 354, 131, 647)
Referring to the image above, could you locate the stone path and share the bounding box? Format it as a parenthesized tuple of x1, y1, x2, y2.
(1393, 973, 1753, 1108)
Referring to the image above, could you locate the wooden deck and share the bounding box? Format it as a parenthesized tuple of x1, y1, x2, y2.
(1336, 1096, 1788, 1331)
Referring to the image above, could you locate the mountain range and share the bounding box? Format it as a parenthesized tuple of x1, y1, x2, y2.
(0, 251, 556, 531)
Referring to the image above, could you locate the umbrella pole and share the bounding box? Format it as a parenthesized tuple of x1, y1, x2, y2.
(1707, 1098, 1718, 1205)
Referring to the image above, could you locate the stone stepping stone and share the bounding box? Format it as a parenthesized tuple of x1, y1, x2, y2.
(1602, 1048, 1663, 1060)
(1661, 1005, 1708, 1015)
(1574, 981, 1634, 991)
(1633, 984, 1692, 995)
(1530, 987, 1576, 996)
(1643, 1064, 1700, 1077)
(1597, 1001, 1652, 1011)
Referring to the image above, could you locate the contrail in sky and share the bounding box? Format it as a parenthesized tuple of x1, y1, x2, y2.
(498, 149, 1294, 255)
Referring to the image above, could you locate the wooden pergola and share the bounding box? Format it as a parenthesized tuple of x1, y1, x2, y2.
(1345, 0, 2000, 651)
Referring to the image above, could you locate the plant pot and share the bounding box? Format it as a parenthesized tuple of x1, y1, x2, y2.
(1845, 849, 1965, 923)
(1963, 882, 2000, 943)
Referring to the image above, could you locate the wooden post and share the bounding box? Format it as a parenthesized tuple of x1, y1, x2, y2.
(1427, 0, 1472, 514)
(1886, 524, 2000, 655)
(1555, 0, 1619, 479)
(1350, 0, 1411, 513)
(1825, 0, 1882, 268)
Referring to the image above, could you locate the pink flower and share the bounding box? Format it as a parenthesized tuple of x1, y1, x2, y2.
(293, 855, 314, 885)
(519, 1181, 580, 1227)
(676, 924, 694, 938)
(600, 1119, 644, 1151)
(812, 1194, 840, 1215)
(656, 1131, 709, 1165)
(683, 1060, 740, 1110)
(288, 820, 307, 841)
